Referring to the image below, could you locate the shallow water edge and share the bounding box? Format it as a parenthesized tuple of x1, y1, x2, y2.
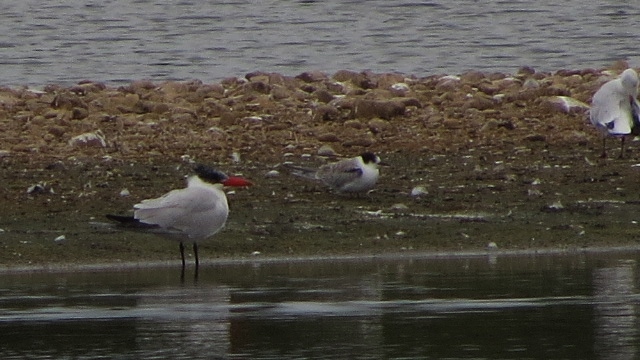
(2, 245, 640, 275)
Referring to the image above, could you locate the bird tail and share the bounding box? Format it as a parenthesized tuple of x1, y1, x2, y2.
(283, 164, 319, 181)
(105, 214, 158, 229)
(632, 97, 640, 134)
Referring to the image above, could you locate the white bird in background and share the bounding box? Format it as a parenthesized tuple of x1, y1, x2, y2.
(107, 165, 252, 272)
(287, 152, 381, 193)
(590, 68, 640, 158)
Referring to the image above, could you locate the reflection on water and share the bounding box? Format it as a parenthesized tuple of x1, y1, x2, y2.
(0, 251, 639, 359)
(593, 261, 638, 360)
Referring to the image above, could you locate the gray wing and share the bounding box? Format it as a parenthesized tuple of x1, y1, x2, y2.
(316, 158, 362, 190)
(134, 184, 228, 239)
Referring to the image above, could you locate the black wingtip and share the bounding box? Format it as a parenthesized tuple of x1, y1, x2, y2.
(106, 214, 159, 229)
(106, 214, 137, 223)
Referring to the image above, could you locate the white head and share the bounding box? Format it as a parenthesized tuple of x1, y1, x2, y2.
(620, 68, 639, 97)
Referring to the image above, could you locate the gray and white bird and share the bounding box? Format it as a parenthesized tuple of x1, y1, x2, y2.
(590, 68, 640, 158)
(287, 152, 381, 193)
(107, 165, 252, 271)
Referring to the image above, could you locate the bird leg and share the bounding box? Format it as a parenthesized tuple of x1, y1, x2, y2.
(619, 137, 626, 159)
(179, 242, 186, 269)
(193, 243, 199, 281)
(193, 242, 199, 269)
(600, 137, 607, 158)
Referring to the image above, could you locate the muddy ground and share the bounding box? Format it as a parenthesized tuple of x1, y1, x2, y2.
(2, 65, 640, 270)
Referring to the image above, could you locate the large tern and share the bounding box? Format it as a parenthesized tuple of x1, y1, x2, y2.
(590, 68, 640, 158)
(107, 165, 252, 270)
(287, 152, 381, 193)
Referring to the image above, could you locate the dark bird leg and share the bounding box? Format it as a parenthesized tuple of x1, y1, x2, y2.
(193, 243, 199, 281)
(600, 137, 607, 158)
(619, 137, 626, 159)
(193, 243, 199, 269)
(179, 242, 186, 269)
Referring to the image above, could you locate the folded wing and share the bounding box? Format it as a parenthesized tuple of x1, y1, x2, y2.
(134, 177, 229, 240)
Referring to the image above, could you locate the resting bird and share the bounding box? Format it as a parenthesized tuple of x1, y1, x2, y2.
(590, 68, 640, 158)
(287, 152, 381, 193)
(107, 165, 252, 271)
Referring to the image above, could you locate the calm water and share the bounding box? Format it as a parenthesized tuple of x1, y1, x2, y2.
(0, 251, 639, 359)
(1, 0, 639, 86)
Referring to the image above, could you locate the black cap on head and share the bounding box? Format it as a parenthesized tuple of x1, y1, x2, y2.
(193, 164, 229, 184)
(360, 152, 380, 164)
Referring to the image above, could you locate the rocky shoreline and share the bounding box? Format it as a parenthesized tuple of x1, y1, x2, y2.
(2, 61, 640, 269)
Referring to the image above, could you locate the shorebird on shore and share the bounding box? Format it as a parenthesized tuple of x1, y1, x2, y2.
(106, 165, 252, 274)
(286, 152, 381, 194)
(590, 68, 640, 158)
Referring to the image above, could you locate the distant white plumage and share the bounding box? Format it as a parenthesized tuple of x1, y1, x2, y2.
(590, 68, 640, 158)
(287, 152, 381, 193)
(107, 165, 252, 270)
(133, 175, 229, 240)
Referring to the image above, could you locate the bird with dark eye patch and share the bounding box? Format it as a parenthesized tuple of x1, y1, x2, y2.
(286, 152, 382, 193)
(106, 164, 252, 277)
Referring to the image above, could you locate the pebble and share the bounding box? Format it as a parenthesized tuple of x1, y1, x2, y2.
(265, 170, 280, 178)
(390, 203, 409, 212)
(410, 186, 428, 197)
(543, 95, 590, 114)
(317, 145, 337, 157)
(68, 131, 106, 148)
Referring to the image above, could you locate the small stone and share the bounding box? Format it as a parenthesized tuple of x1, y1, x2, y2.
(342, 136, 375, 147)
(353, 99, 405, 120)
(528, 188, 543, 197)
(317, 145, 338, 156)
(410, 186, 428, 197)
(390, 203, 409, 212)
(368, 118, 393, 134)
(462, 94, 494, 110)
(542, 96, 590, 114)
(435, 75, 461, 91)
(524, 134, 546, 142)
(71, 107, 89, 120)
(296, 71, 328, 83)
(314, 89, 334, 103)
(390, 82, 410, 96)
(522, 78, 540, 89)
(68, 130, 107, 148)
(542, 201, 565, 212)
(313, 104, 340, 121)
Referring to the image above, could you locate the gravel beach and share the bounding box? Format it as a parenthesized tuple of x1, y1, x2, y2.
(2, 62, 640, 270)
